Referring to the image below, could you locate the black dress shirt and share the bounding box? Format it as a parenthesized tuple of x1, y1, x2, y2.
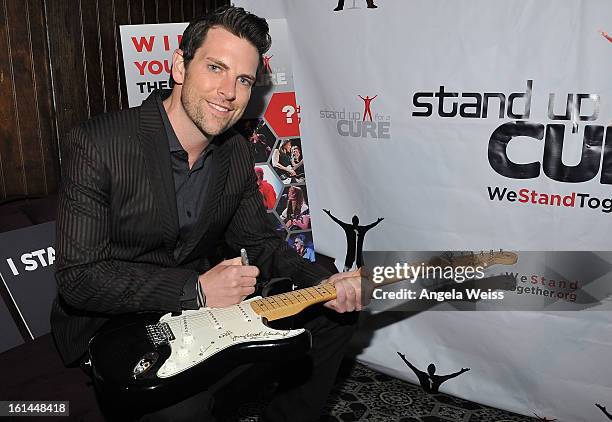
(157, 93, 215, 308)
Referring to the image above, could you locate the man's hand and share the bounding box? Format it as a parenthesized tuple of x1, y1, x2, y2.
(198, 257, 259, 308)
(321, 268, 373, 313)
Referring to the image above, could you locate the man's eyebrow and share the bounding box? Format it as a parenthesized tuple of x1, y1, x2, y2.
(206, 57, 229, 69)
(206, 57, 256, 82)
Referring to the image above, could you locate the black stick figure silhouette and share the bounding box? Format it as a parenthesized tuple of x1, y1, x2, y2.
(334, 0, 377, 11)
(596, 403, 612, 420)
(323, 209, 383, 271)
(397, 352, 470, 394)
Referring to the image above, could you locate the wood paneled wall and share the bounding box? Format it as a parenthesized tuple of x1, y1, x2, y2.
(0, 0, 57, 200)
(0, 0, 228, 201)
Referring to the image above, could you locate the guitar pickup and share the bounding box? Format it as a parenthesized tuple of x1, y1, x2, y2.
(145, 322, 176, 347)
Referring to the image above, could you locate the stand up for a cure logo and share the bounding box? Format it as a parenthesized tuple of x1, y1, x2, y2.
(359, 95, 377, 121)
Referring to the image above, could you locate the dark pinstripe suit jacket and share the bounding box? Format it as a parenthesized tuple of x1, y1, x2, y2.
(51, 91, 330, 365)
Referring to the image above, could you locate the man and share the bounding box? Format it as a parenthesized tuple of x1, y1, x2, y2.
(290, 144, 305, 181)
(255, 166, 277, 209)
(52, 6, 365, 422)
(272, 138, 295, 182)
(293, 234, 316, 262)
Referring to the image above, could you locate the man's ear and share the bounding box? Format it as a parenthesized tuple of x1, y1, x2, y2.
(171, 49, 185, 85)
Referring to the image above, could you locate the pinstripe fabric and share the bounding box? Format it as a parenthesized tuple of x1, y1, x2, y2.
(51, 91, 331, 365)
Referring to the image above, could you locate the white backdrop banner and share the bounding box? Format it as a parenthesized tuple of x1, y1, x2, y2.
(239, 0, 612, 254)
(236, 1, 612, 421)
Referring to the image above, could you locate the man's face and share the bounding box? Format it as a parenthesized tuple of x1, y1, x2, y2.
(294, 239, 304, 253)
(176, 27, 259, 138)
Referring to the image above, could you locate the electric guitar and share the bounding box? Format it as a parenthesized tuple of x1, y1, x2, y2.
(88, 251, 517, 403)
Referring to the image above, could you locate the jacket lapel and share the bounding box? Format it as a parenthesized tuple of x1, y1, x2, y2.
(137, 91, 180, 259)
(177, 133, 234, 263)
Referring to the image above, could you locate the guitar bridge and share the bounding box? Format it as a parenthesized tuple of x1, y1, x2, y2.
(145, 322, 175, 347)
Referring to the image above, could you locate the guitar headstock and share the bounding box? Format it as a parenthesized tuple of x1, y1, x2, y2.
(445, 250, 518, 268)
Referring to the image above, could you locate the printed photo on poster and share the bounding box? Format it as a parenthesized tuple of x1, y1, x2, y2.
(266, 211, 287, 236)
(277, 185, 310, 231)
(254, 164, 282, 210)
(235, 118, 277, 163)
(288, 232, 316, 262)
(272, 138, 305, 184)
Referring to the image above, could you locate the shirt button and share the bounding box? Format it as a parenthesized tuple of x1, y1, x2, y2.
(187, 211, 192, 218)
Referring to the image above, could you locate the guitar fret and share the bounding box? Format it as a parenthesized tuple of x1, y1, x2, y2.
(301, 288, 316, 300)
(310, 287, 324, 298)
(293, 291, 307, 302)
(313, 285, 331, 298)
(281, 293, 296, 305)
(255, 300, 269, 311)
(251, 282, 341, 320)
(300, 287, 314, 301)
(260, 298, 274, 309)
(290, 291, 307, 303)
(268, 297, 281, 308)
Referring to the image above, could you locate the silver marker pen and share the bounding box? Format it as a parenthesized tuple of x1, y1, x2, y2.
(240, 248, 249, 266)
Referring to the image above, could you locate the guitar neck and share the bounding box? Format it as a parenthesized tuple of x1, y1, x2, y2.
(249, 251, 517, 321)
(249, 283, 338, 321)
(249, 270, 409, 321)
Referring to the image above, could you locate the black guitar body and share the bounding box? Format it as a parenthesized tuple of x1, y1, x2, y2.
(88, 310, 311, 409)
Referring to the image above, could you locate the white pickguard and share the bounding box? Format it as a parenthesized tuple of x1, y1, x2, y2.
(155, 296, 304, 378)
